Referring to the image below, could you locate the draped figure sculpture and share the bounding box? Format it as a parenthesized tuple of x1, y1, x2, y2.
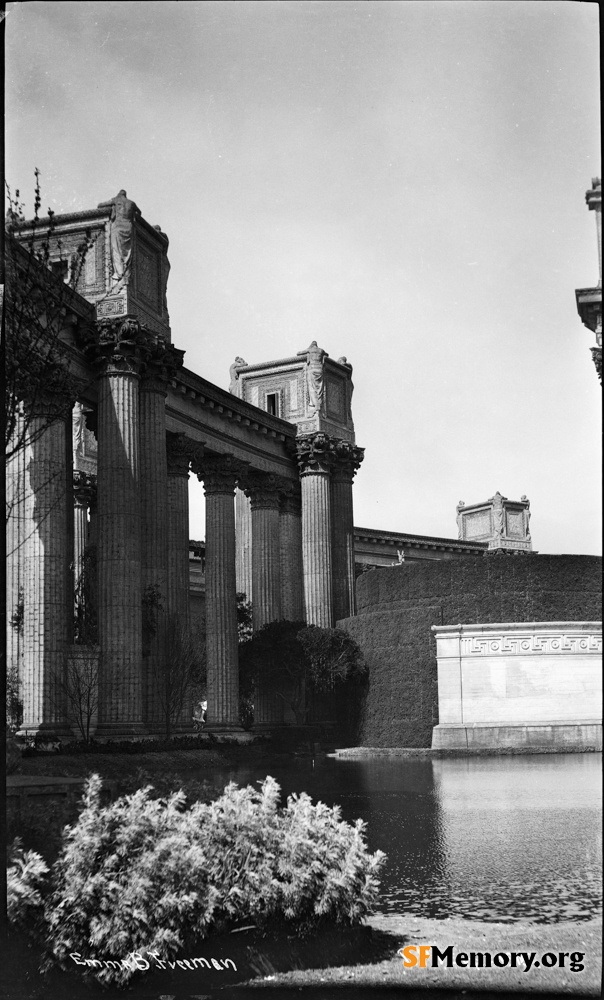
(98, 190, 140, 283)
(305, 340, 326, 414)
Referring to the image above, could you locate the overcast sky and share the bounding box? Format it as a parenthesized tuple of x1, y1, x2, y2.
(6, 1, 601, 554)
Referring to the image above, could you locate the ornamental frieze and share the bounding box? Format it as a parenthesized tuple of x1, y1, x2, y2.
(460, 631, 602, 656)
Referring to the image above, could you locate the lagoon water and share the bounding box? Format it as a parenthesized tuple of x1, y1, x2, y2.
(190, 752, 602, 924)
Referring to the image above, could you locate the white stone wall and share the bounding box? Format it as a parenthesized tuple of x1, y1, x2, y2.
(432, 622, 602, 750)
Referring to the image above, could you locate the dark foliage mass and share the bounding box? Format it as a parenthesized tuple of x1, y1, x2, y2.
(238, 621, 367, 736)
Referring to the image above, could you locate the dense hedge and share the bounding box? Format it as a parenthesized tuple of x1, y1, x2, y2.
(340, 554, 602, 748)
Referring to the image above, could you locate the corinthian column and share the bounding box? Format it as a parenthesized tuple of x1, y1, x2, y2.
(166, 433, 197, 624)
(279, 482, 304, 622)
(140, 344, 184, 728)
(242, 471, 285, 726)
(6, 406, 26, 693)
(331, 442, 364, 622)
(87, 319, 148, 735)
(242, 472, 282, 630)
(73, 471, 94, 592)
(296, 433, 336, 628)
(21, 406, 72, 734)
(235, 488, 253, 603)
(196, 455, 247, 729)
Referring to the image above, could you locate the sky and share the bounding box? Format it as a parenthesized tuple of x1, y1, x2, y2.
(5, 0, 601, 555)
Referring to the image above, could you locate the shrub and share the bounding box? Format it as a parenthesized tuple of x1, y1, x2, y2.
(238, 621, 368, 732)
(7, 838, 49, 936)
(41, 773, 385, 986)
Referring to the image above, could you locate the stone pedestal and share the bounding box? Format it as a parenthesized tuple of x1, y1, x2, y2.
(331, 442, 364, 622)
(20, 411, 72, 734)
(90, 322, 146, 735)
(279, 484, 304, 622)
(198, 456, 245, 729)
(297, 434, 336, 628)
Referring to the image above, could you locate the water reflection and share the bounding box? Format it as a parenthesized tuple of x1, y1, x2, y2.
(184, 752, 601, 923)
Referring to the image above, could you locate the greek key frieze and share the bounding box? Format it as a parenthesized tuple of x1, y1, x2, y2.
(461, 633, 602, 656)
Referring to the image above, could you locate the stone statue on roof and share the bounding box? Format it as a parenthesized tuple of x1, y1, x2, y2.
(305, 341, 327, 414)
(98, 189, 140, 283)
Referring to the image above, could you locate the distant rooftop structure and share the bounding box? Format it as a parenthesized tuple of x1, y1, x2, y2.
(456, 492, 533, 553)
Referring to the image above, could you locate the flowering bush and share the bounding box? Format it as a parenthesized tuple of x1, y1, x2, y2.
(39, 773, 384, 986)
(7, 838, 49, 936)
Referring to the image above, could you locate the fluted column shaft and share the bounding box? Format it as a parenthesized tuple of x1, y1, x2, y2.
(140, 378, 169, 728)
(331, 444, 364, 622)
(21, 412, 72, 733)
(73, 471, 94, 593)
(301, 471, 334, 628)
(297, 434, 337, 628)
(243, 474, 284, 725)
(6, 408, 26, 684)
(166, 433, 193, 625)
(96, 364, 143, 733)
(245, 476, 282, 630)
(235, 488, 253, 602)
(199, 457, 244, 729)
(280, 487, 304, 621)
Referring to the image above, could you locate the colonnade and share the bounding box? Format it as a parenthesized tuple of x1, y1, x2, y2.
(7, 319, 363, 737)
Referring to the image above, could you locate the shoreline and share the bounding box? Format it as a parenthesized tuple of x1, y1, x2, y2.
(244, 914, 603, 994)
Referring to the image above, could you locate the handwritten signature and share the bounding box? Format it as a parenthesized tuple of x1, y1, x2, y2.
(70, 951, 237, 972)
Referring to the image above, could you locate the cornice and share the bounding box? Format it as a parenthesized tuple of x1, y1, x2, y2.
(169, 366, 297, 444)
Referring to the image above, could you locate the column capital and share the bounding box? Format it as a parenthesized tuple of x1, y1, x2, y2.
(241, 471, 288, 510)
(197, 454, 249, 495)
(591, 346, 602, 384)
(166, 431, 199, 477)
(295, 432, 338, 476)
(332, 441, 365, 482)
(140, 341, 185, 394)
(73, 470, 97, 508)
(84, 317, 173, 377)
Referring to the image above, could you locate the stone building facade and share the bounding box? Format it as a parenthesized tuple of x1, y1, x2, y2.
(6, 194, 365, 738)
